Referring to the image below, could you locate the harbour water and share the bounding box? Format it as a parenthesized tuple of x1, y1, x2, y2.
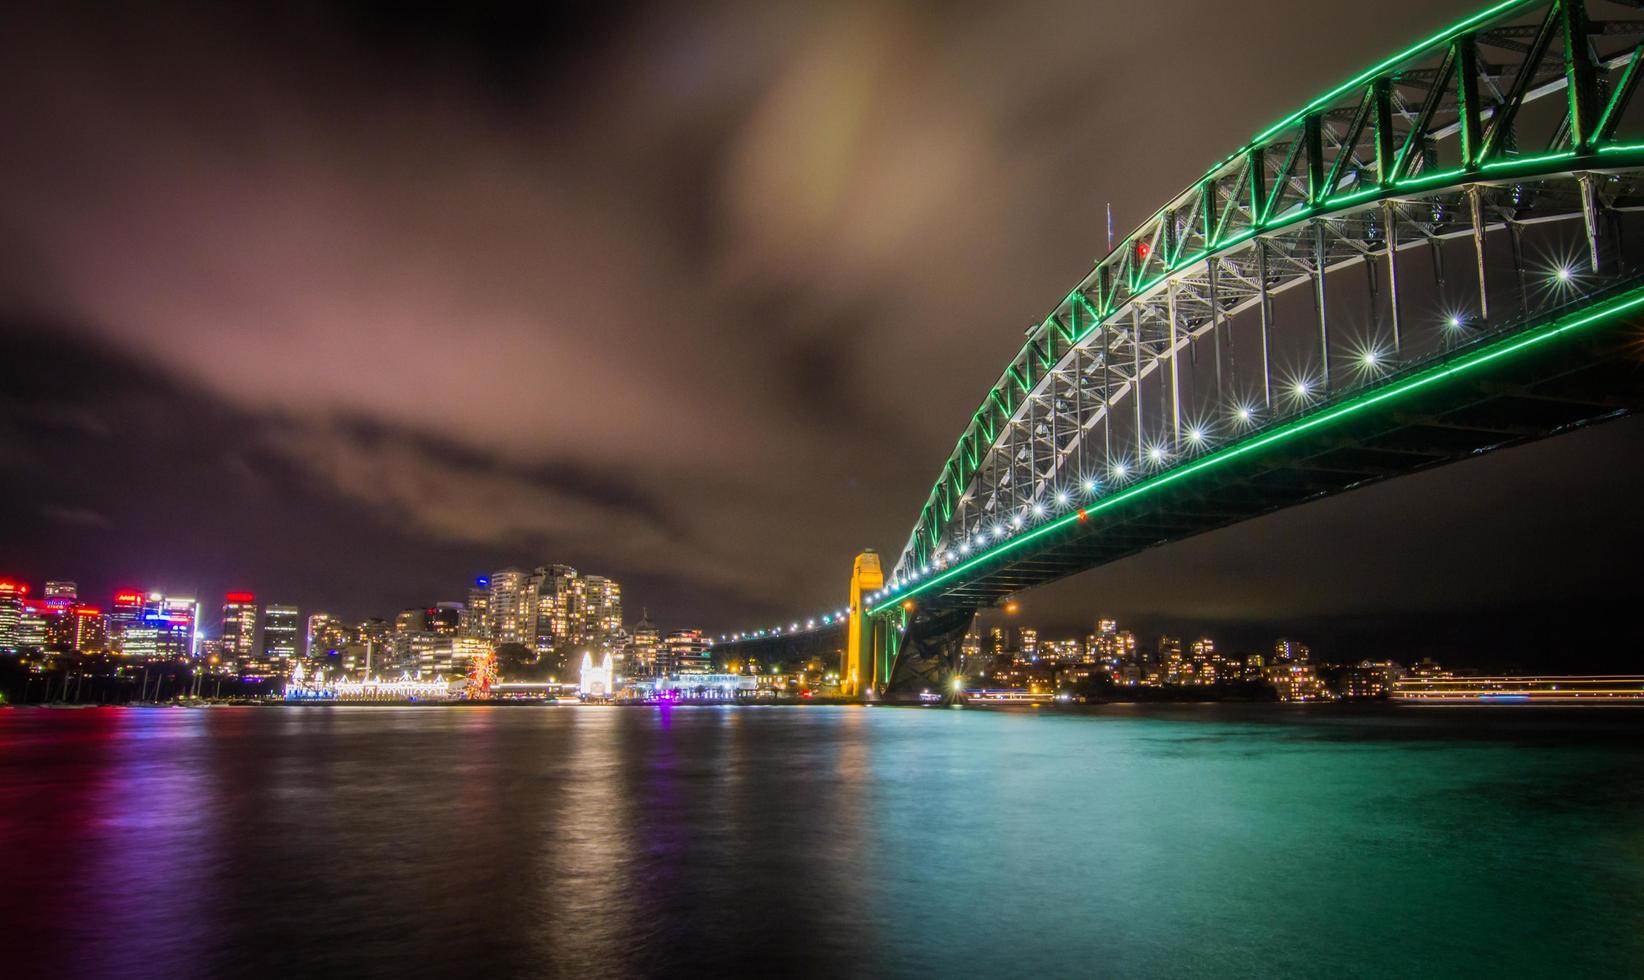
(2, 704, 1641, 978)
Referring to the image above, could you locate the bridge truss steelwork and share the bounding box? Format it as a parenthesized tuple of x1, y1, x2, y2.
(872, 0, 1644, 630)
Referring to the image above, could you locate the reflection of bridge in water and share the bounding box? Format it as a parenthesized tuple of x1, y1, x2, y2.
(721, 0, 1644, 700)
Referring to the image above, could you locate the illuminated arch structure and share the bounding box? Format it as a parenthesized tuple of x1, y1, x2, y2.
(724, 0, 1644, 699)
(579, 651, 615, 699)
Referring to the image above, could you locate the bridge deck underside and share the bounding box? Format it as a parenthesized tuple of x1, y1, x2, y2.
(915, 316, 1644, 613)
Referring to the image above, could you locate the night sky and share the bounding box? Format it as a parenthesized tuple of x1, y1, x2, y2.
(4, 0, 1643, 667)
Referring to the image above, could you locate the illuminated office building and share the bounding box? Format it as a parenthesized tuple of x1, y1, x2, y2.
(109, 590, 145, 649)
(261, 604, 300, 672)
(17, 599, 51, 650)
(465, 578, 491, 638)
(0, 580, 29, 648)
(222, 592, 258, 669)
(71, 607, 107, 651)
(129, 595, 200, 660)
(663, 629, 712, 677)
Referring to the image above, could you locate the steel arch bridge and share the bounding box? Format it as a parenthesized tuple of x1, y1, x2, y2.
(722, 0, 1644, 699)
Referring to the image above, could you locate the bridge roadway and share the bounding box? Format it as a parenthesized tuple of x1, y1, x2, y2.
(883, 281, 1644, 615)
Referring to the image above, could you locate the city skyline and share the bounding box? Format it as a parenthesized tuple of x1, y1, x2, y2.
(5, 0, 1644, 668)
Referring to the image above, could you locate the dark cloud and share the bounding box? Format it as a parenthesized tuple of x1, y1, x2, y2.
(2, 0, 1639, 663)
(39, 506, 110, 529)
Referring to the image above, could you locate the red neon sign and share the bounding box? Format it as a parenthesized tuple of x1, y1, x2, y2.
(225, 592, 255, 603)
(114, 591, 143, 606)
(0, 581, 28, 595)
(76, 607, 101, 616)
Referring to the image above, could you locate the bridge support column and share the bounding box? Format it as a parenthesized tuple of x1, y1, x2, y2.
(1383, 202, 1402, 354)
(1579, 173, 1602, 273)
(844, 551, 883, 699)
(1257, 238, 1273, 406)
(1312, 220, 1330, 391)
(1469, 186, 1489, 321)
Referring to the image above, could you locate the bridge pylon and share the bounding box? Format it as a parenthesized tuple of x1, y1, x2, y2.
(843, 551, 883, 698)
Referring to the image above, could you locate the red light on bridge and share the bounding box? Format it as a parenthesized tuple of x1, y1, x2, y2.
(1136, 241, 1152, 261)
(1078, 508, 1089, 522)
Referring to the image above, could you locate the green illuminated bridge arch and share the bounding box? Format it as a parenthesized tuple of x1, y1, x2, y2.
(722, 0, 1644, 696)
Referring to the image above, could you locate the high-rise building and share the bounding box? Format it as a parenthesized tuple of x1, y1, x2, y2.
(71, 607, 107, 652)
(307, 612, 349, 663)
(662, 629, 712, 676)
(487, 569, 528, 645)
(43, 581, 77, 601)
(222, 592, 259, 670)
(261, 604, 300, 673)
(464, 577, 492, 638)
(18, 599, 53, 650)
(1160, 635, 1186, 684)
(391, 608, 428, 673)
(582, 575, 623, 645)
(43, 604, 77, 650)
(525, 564, 581, 655)
(109, 590, 145, 650)
(1188, 637, 1216, 684)
(410, 633, 452, 677)
(426, 603, 463, 636)
(1091, 619, 1119, 667)
(1018, 627, 1039, 661)
(139, 595, 199, 660)
(1123, 631, 1155, 681)
(961, 631, 986, 674)
(452, 636, 492, 679)
(358, 621, 392, 674)
(0, 580, 28, 649)
(1273, 638, 1311, 664)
